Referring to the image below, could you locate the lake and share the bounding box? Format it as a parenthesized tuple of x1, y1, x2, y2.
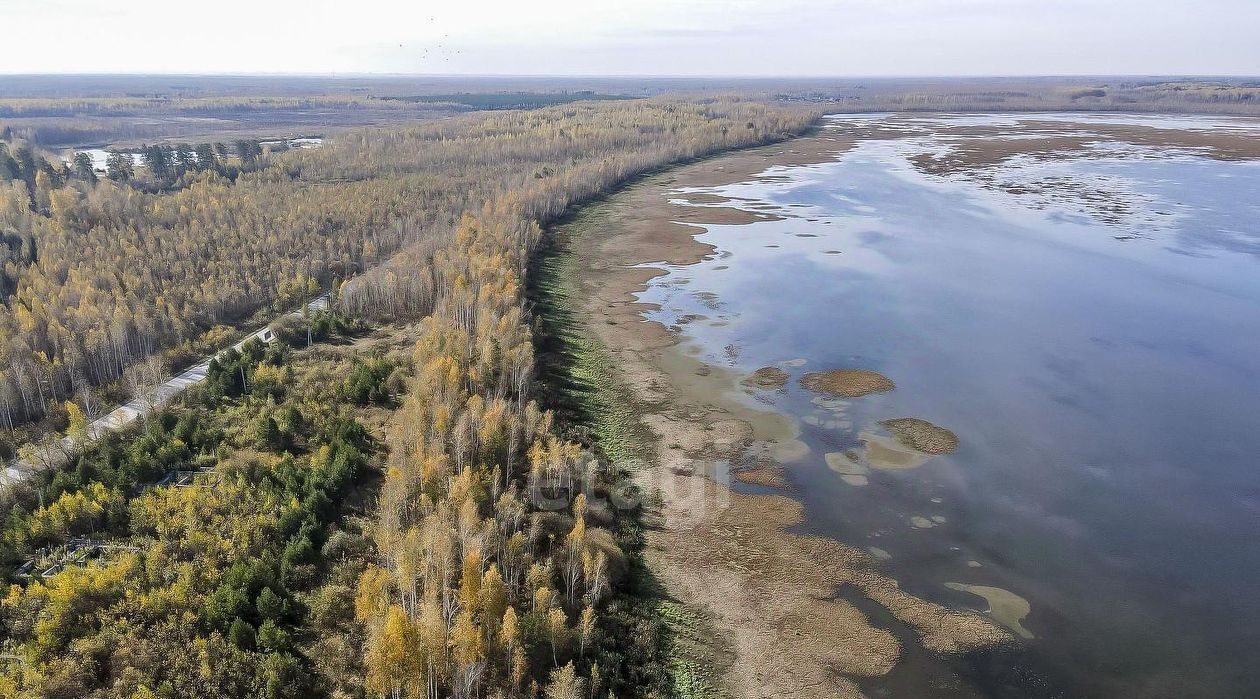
(633, 113, 1260, 697)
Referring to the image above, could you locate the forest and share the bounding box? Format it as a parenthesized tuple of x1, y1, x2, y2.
(0, 99, 812, 440)
(0, 97, 819, 697)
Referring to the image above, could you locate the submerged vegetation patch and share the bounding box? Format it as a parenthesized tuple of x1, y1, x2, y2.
(741, 366, 789, 389)
(799, 369, 895, 397)
(945, 583, 1035, 640)
(879, 417, 960, 455)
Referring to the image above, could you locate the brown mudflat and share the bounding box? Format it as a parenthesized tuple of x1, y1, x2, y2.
(800, 369, 895, 397)
(742, 366, 790, 388)
(733, 461, 790, 488)
(880, 417, 960, 455)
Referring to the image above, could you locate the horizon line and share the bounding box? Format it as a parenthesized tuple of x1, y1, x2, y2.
(2, 72, 1259, 80)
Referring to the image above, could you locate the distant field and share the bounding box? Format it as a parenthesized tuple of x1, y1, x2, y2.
(0, 96, 457, 149)
(2, 74, 1258, 149)
(0, 75, 654, 148)
(784, 76, 1260, 115)
(0, 77, 648, 148)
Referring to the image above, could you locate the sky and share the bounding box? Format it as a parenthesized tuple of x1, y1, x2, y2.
(1, 0, 1257, 76)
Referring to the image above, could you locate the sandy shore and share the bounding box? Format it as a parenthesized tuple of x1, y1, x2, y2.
(555, 130, 1009, 698)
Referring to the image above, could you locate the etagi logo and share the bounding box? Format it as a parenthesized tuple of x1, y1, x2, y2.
(526, 456, 732, 515)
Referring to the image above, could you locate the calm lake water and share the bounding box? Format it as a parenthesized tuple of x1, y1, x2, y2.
(637, 114, 1260, 697)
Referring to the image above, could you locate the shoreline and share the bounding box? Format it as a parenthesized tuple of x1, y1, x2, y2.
(547, 129, 1012, 697)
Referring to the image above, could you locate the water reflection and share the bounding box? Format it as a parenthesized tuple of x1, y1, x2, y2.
(636, 114, 1260, 697)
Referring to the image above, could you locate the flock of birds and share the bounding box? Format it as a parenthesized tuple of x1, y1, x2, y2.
(400, 16, 463, 66)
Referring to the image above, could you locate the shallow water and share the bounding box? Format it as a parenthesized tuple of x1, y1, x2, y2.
(70, 137, 323, 172)
(636, 114, 1260, 697)
(74, 148, 143, 172)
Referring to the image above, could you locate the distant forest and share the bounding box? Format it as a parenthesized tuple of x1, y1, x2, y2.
(382, 92, 633, 110)
(3, 75, 1257, 149)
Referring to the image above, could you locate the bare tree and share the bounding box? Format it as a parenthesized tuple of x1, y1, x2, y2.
(142, 355, 169, 410)
(122, 363, 148, 409)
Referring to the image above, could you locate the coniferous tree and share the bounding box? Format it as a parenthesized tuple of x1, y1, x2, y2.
(105, 150, 133, 181)
(71, 152, 97, 184)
